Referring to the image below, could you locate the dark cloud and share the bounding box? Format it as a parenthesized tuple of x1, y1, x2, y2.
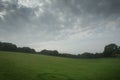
(0, 0, 120, 53)
(52, 0, 120, 22)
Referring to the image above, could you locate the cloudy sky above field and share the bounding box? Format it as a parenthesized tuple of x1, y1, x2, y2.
(0, 0, 120, 54)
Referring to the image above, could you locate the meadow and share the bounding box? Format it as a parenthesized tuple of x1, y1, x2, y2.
(0, 51, 120, 80)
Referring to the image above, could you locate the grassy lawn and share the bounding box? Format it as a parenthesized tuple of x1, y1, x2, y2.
(0, 51, 120, 80)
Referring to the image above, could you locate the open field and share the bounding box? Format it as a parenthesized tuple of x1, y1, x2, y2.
(0, 51, 120, 80)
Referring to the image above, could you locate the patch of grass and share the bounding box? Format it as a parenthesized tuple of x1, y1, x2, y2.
(0, 51, 120, 80)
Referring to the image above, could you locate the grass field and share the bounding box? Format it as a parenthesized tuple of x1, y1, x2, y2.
(0, 51, 120, 80)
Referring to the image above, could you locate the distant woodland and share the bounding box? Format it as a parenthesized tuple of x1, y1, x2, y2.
(0, 41, 120, 58)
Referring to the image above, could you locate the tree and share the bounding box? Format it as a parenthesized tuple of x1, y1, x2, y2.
(80, 52, 94, 58)
(39, 49, 59, 56)
(118, 47, 120, 54)
(103, 43, 118, 57)
(0, 41, 36, 53)
(17, 47, 36, 53)
(0, 42, 17, 51)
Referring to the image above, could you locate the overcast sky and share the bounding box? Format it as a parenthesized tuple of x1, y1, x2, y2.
(0, 0, 120, 54)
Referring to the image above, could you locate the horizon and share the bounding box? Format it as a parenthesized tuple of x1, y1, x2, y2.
(0, 0, 120, 54)
(0, 41, 119, 55)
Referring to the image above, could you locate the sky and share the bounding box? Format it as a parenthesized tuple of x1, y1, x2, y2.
(0, 0, 120, 54)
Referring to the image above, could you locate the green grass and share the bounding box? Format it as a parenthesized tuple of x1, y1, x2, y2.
(0, 51, 120, 80)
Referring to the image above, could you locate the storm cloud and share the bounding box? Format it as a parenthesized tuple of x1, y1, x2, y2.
(0, 0, 120, 54)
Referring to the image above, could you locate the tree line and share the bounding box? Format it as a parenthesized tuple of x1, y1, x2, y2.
(38, 43, 120, 58)
(0, 41, 35, 53)
(0, 41, 120, 58)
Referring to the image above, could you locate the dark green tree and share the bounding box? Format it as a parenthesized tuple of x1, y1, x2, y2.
(17, 47, 35, 53)
(103, 43, 118, 57)
(39, 49, 59, 56)
(0, 42, 17, 51)
(0, 41, 36, 53)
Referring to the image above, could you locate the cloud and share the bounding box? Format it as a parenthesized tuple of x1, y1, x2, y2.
(0, 0, 120, 53)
